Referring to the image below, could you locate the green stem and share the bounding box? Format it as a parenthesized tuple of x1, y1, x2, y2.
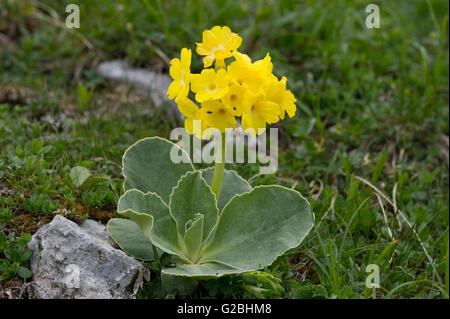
(211, 133, 226, 200)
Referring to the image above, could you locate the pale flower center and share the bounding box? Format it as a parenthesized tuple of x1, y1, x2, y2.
(212, 44, 225, 53)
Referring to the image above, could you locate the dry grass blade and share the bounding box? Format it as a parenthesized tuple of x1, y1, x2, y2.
(355, 175, 434, 265)
(316, 194, 343, 233)
(439, 135, 449, 166)
(29, 0, 94, 50)
(392, 182, 403, 231)
(248, 173, 262, 184)
(375, 193, 394, 241)
(145, 39, 171, 66)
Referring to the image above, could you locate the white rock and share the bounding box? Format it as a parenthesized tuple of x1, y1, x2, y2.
(28, 215, 143, 299)
(97, 60, 177, 112)
(80, 219, 116, 247)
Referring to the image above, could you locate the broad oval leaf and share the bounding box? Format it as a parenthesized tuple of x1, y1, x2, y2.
(117, 189, 186, 260)
(107, 218, 154, 261)
(162, 262, 244, 279)
(169, 171, 218, 241)
(183, 214, 204, 262)
(200, 168, 252, 211)
(122, 137, 194, 204)
(201, 185, 314, 270)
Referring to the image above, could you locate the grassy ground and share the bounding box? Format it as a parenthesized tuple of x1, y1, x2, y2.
(0, 0, 448, 298)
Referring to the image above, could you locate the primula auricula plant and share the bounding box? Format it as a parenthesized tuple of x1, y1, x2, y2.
(106, 26, 313, 287)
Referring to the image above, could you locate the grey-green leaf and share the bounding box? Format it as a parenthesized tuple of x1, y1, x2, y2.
(162, 262, 244, 279)
(169, 171, 218, 241)
(200, 168, 252, 211)
(184, 214, 204, 262)
(107, 218, 154, 261)
(70, 166, 91, 188)
(122, 137, 194, 204)
(117, 189, 185, 260)
(201, 185, 314, 270)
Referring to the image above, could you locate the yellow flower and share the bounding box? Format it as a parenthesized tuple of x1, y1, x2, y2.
(191, 68, 229, 103)
(227, 52, 252, 83)
(200, 100, 236, 134)
(254, 53, 273, 73)
(185, 118, 208, 139)
(265, 76, 296, 120)
(233, 51, 252, 67)
(221, 84, 247, 116)
(175, 97, 206, 138)
(241, 91, 281, 136)
(279, 77, 296, 118)
(167, 26, 296, 138)
(167, 48, 191, 99)
(254, 53, 278, 84)
(175, 96, 200, 118)
(227, 52, 272, 91)
(196, 26, 242, 68)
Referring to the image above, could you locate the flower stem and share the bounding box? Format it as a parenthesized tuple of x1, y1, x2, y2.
(211, 133, 226, 200)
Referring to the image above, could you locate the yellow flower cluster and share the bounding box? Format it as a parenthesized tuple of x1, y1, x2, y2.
(167, 26, 296, 138)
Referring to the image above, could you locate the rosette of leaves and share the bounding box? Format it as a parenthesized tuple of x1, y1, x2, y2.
(107, 137, 314, 279)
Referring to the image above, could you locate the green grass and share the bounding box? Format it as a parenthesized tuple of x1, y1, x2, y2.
(0, 0, 448, 298)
